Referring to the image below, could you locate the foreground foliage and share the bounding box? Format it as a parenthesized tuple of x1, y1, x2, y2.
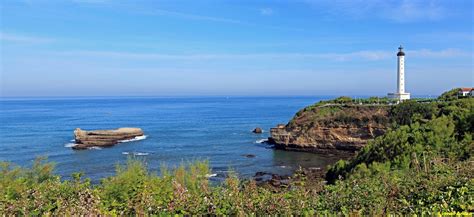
(1, 156, 472, 215)
(1, 90, 473, 215)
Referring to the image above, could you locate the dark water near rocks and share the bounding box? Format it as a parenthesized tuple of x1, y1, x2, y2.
(0, 96, 342, 182)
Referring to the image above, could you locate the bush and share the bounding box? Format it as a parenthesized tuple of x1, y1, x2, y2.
(0, 157, 97, 215)
(326, 115, 472, 183)
(333, 96, 353, 104)
(438, 88, 461, 101)
(2, 152, 473, 215)
(389, 100, 437, 125)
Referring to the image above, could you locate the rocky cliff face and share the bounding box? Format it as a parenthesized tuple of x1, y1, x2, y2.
(268, 104, 390, 153)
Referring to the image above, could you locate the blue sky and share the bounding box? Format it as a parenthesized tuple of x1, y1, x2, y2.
(0, 0, 472, 97)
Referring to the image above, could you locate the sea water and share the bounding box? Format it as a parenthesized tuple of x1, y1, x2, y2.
(0, 96, 341, 182)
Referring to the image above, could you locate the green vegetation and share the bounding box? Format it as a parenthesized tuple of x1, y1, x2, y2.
(326, 91, 473, 213)
(1, 89, 473, 215)
(1, 158, 324, 215)
(315, 96, 398, 106)
(438, 88, 461, 101)
(388, 100, 437, 125)
(291, 103, 390, 131)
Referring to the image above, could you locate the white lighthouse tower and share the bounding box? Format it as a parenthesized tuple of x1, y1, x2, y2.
(388, 45, 410, 101)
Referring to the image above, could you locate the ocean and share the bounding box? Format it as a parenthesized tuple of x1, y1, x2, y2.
(0, 96, 342, 183)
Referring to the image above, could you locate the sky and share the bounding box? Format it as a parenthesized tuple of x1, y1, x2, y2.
(0, 0, 472, 97)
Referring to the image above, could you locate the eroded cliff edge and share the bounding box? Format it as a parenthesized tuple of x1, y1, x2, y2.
(268, 103, 391, 153)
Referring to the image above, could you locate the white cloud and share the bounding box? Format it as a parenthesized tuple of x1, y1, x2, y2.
(303, 0, 445, 22)
(146, 8, 245, 24)
(131, 7, 305, 31)
(54, 48, 469, 62)
(411, 32, 474, 43)
(71, 0, 110, 3)
(387, 0, 443, 22)
(260, 8, 274, 16)
(0, 32, 54, 44)
(70, 0, 247, 25)
(67, 1, 303, 31)
(410, 48, 471, 58)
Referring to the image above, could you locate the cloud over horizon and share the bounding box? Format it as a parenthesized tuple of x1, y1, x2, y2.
(49, 48, 471, 62)
(0, 32, 54, 44)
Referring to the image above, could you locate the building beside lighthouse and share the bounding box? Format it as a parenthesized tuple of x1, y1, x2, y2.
(388, 45, 410, 101)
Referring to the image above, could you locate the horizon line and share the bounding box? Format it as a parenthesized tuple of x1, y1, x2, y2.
(0, 94, 440, 101)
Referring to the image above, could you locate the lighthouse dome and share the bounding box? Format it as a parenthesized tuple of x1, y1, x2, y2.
(397, 45, 405, 56)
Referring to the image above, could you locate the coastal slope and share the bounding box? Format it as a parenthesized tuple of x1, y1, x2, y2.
(269, 102, 391, 153)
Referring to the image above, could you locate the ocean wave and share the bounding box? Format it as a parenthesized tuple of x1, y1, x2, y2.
(119, 135, 147, 143)
(205, 173, 217, 178)
(122, 152, 149, 156)
(64, 143, 77, 148)
(255, 138, 268, 144)
(88, 146, 102, 150)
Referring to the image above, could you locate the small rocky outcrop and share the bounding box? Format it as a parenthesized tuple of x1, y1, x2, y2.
(242, 154, 256, 158)
(268, 104, 390, 153)
(72, 128, 144, 150)
(252, 127, 263, 134)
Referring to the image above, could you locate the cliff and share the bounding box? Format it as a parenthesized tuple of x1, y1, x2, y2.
(268, 103, 391, 153)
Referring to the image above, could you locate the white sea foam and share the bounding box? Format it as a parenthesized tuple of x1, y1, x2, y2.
(119, 135, 147, 143)
(88, 146, 102, 150)
(65, 135, 146, 149)
(122, 152, 149, 156)
(205, 173, 217, 178)
(255, 139, 268, 144)
(64, 143, 77, 148)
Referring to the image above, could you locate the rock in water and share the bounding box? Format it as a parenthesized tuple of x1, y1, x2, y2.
(252, 127, 263, 134)
(72, 128, 144, 150)
(243, 154, 256, 158)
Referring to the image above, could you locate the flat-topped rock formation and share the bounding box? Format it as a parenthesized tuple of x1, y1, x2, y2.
(72, 128, 144, 150)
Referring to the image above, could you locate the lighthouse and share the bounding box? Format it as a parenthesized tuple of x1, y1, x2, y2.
(388, 45, 410, 101)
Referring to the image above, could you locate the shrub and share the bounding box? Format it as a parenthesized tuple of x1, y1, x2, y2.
(389, 100, 437, 125)
(438, 88, 461, 101)
(326, 114, 472, 182)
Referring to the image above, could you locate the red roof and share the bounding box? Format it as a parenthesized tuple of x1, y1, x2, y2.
(460, 87, 473, 92)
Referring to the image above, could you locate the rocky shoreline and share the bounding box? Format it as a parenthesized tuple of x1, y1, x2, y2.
(252, 165, 339, 190)
(251, 150, 354, 189)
